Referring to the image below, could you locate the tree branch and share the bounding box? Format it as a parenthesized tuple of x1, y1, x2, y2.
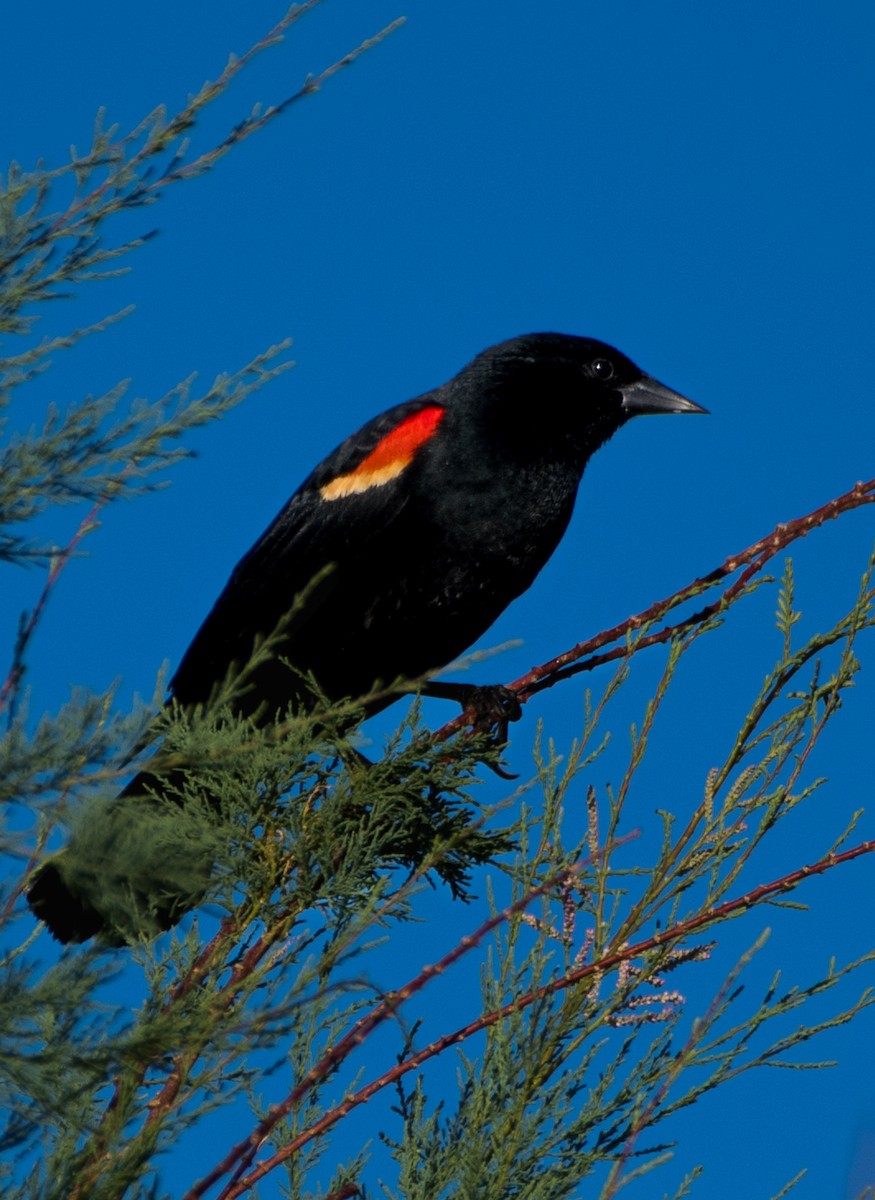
(436, 476, 875, 740)
(183, 842, 637, 1200)
(221, 837, 875, 1198)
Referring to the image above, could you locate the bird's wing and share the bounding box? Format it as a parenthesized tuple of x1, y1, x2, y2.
(169, 396, 446, 705)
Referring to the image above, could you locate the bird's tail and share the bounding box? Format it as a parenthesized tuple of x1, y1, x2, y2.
(26, 772, 214, 946)
(27, 857, 111, 945)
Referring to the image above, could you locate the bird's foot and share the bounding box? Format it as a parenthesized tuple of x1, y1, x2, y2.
(467, 684, 522, 740)
(423, 681, 522, 777)
(424, 680, 523, 737)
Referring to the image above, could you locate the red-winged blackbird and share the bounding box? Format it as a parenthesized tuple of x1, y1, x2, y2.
(27, 333, 705, 942)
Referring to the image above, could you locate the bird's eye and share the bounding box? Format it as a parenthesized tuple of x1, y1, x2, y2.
(591, 358, 615, 381)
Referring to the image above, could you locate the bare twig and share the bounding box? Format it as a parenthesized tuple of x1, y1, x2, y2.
(21, 10, 404, 254)
(220, 838, 875, 1199)
(183, 841, 639, 1200)
(598, 939, 762, 1199)
(154, 18, 406, 189)
(436, 477, 875, 739)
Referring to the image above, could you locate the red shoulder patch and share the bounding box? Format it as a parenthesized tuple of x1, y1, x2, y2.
(320, 405, 445, 500)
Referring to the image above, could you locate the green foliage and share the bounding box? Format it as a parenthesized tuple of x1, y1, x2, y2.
(0, 348, 293, 565)
(2, 9, 874, 1200)
(373, 585, 875, 1200)
(42, 696, 512, 945)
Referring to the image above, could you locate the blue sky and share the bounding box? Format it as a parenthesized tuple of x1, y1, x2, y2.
(2, 2, 874, 1197)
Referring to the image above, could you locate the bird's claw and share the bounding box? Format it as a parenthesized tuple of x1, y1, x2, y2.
(460, 684, 522, 779)
(462, 684, 523, 742)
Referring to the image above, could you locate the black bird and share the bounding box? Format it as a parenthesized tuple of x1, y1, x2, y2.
(27, 333, 706, 942)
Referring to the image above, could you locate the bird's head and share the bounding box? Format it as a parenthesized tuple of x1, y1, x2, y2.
(455, 332, 706, 463)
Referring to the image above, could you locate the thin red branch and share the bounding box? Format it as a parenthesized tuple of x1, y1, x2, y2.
(67, 912, 247, 1200)
(138, 908, 306, 1138)
(177, 480, 875, 1199)
(220, 838, 875, 1199)
(437, 476, 875, 739)
(599, 941, 755, 1199)
(183, 841, 638, 1200)
(143, 803, 486, 1136)
(95, 804, 501, 1177)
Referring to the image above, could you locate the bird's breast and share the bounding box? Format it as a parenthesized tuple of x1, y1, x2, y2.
(414, 453, 581, 570)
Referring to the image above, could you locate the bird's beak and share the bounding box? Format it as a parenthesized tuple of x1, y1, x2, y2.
(621, 375, 708, 416)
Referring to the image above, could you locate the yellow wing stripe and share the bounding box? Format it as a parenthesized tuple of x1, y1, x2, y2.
(320, 405, 445, 501)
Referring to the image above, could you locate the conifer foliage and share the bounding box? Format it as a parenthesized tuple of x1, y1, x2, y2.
(1, 8, 874, 1199)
